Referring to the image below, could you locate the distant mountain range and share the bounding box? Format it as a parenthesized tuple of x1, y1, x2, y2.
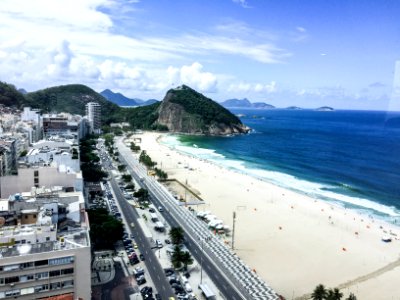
(100, 89, 158, 107)
(220, 98, 275, 109)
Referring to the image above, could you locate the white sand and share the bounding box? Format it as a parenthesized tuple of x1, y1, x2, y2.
(131, 132, 400, 299)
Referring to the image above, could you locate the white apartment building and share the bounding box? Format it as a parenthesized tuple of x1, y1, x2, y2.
(85, 103, 101, 134)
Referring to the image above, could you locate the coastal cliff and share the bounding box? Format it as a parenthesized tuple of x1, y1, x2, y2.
(155, 85, 250, 135)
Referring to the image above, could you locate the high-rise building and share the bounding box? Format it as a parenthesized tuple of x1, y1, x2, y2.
(85, 103, 101, 134)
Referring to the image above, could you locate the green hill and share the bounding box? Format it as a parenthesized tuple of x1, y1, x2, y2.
(24, 84, 121, 123)
(155, 85, 249, 135)
(0, 82, 26, 107)
(0, 82, 248, 135)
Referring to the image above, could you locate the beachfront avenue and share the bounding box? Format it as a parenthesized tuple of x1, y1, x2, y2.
(115, 137, 280, 300)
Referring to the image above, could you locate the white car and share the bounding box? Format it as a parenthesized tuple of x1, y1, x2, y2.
(155, 239, 163, 248)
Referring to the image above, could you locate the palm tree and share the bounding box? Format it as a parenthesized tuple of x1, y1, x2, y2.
(326, 288, 343, 300)
(171, 245, 183, 269)
(311, 284, 327, 300)
(169, 227, 185, 245)
(346, 293, 357, 300)
(180, 251, 194, 270)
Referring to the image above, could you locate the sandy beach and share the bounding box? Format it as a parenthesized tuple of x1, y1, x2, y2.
(130, 132, 400, 299)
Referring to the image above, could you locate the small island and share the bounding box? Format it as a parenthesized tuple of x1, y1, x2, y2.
(316, 106, 334, 111)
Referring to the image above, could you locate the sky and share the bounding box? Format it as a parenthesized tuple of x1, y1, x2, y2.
(0, 0, 400, 110)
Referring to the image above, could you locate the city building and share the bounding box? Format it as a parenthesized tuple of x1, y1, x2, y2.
(85, 102, 101, 134)
(19, 108, 43, 143)
(42, 113, 89, 140)
(0, 188, 91, 300)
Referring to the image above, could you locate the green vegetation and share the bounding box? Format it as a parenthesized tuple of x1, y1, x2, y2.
(87, 208, 123, 250)
(117, 164, 126, 172)
(79, 136, 107, 182)
(311, 284, 356, 300)
(1, 82, 245, 135)
(19, 150, 28, 157)
(169, 226, 192, 270)
(121, 174, 132, 183)
(154, 167, 168, 180)
(169, 227, 185, 245)
(0, 82, 25, 107)
(130, 142, 141, 152)
(168, 85, 242, 126)
(139, 150, 157, 168)
(134, 188, 149, 202)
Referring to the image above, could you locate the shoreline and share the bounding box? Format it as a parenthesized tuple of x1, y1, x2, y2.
(133, 131, 400, 299)
(162, 134, 400, 224)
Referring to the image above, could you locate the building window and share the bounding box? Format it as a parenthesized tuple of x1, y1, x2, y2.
(34, 260, 48, 267)
(34, 177, 39, 184)
(49, 270, 61, 277)
(46, 237, 50, 241)
(61, 268, 74, 275)
(34, 170, 39, 177)
(48, 257, 74, 266)
(4, 276, 19, 284)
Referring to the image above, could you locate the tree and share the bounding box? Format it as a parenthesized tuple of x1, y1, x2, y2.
(134, 188, 149, 202)
(180, 251, 193, 270)
(169, 227, 185, 245)
(118, 164, 126, 172)
(19, 150, 28, 157)
(87, 208, 123, 250)
(311, 284, 327, 300)
(122, 174, 132, 182)
(326, 288, 343, 300)
(171, 245, 184, 269)
(346, 293, 357, 300)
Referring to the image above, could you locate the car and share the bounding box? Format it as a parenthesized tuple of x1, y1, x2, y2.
(140, 286, 153, 295)
(130, 234, 135, 239)
(130, 258, 139, 265)
(158, 206, 164, 212)
(164, 239, 171, 244)
(133, 242, 138, 249)
(136, 276, 146, 285)
(139, 254, 145, 261)
(155, 294, 161, 300)
(155, 239, 163, 248)
(164, 268, 175, 276)
(149, 208, 155, 213)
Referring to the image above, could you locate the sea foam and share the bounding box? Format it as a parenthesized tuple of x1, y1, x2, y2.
(161, 135, 400, 221)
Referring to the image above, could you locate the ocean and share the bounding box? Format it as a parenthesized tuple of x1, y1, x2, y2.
(161, 109, 400, 223)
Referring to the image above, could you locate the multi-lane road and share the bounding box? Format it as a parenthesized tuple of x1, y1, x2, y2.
(115, 137, 280, 300)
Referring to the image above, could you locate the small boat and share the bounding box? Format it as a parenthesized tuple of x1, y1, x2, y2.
(193, 144, 199, 148)
(382, 235, 392, 243)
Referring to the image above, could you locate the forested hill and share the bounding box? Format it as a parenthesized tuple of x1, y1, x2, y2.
(0, 82, 26, 107)
(156, 85, 249, 135)
(24, 84, 121, 123)
(0, 82, 249, 135)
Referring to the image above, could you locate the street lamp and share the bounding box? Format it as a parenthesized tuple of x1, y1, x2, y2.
(231, 206, 246, 251)
(200, 236, 211, 285)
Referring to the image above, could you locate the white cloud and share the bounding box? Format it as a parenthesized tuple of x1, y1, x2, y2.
(167, 62, 218, 92)
(47, 40, 74, 76)
(232, 0, 251, 8)
(228, 81, 277, 93)
(0, 0, 290, 96)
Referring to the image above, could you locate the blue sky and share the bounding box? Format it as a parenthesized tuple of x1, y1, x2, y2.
(0, 0, 399, 110)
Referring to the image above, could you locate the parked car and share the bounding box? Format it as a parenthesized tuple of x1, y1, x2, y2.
(155, 239, 163, 248)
